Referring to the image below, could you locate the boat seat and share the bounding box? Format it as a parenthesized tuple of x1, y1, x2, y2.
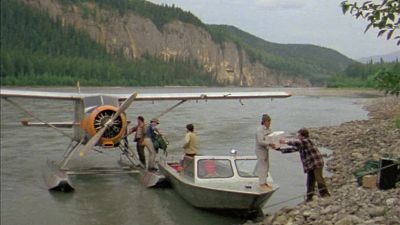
(204, 160, 216, 176)
(169, 163, 183, 172)
(198, 159, 218, 178)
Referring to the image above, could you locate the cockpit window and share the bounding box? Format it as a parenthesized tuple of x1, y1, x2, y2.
(235, 159, 258, 177)
(183, 156, 195, 179)
(83, 95, 119, 111)
(197, 159, 233, 179)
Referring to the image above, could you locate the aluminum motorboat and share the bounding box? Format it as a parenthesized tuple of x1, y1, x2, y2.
(158, 152, 279, 214)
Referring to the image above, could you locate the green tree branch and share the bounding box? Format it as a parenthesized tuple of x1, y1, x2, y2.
(341, 0, 400, 45)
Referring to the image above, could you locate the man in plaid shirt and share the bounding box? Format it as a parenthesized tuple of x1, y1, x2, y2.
(278, 128, 330, 202)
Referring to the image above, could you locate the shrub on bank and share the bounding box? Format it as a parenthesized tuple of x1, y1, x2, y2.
(396, 115, 400, 129)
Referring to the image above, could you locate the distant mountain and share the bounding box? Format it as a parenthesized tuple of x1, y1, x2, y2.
(208, 25, 354, 84)
(358, 50, 400, 63)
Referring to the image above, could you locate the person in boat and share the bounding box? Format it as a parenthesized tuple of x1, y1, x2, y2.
(182, 123, 198, 157)
(144, 118, 162, 171)
(255, 114, 276, 191)
(127, 116, 146, 167)
(181, 123, 198, 175)
(277, 128, 331, 202)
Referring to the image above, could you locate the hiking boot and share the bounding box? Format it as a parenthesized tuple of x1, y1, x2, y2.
(259, 184, 272, 191)
(305, 196, 314, 202)
(148, 168, 158, 172)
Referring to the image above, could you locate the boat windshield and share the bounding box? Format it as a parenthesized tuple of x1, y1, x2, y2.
(197, 159, 234, 179)
(235, 159, 258, 177)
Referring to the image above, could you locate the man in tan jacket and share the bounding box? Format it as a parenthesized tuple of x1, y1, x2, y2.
(183, 123, 198, 157)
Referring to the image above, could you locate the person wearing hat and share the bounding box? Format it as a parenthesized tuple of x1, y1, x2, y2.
(277, 128, 330, 202)
(143, 118, 161, 171)
(150, 118, 160, 125)
(255, 114, 276, 191)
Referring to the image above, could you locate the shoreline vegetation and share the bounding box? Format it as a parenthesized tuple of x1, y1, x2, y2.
(248, 92, 400, 225)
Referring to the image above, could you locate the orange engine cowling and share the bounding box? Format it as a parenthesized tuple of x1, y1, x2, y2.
(81, 105, 127, 148)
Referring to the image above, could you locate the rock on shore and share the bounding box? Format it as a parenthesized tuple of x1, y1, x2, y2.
(250, 96, 400, 225)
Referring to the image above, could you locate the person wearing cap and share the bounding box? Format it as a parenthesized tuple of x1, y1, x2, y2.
(277, 128, 330, 202)
(255, 114, 276, 191)
(127, 116, 146, 167)
(143, 118, 161, 171)
(183, 123, 198, 157)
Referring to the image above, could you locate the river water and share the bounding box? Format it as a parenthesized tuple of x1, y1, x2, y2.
(1, 87, 369, 225)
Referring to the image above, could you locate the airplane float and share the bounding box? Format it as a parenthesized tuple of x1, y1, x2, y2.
(0, 88, 291, 192)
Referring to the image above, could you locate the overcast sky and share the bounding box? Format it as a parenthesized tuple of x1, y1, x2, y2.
(148, 0, 398, 60)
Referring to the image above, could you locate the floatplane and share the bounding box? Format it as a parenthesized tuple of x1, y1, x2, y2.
(0, 87, 290, 195)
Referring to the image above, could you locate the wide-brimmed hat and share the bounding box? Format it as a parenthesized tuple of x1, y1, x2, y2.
(151, 118, 160, 124)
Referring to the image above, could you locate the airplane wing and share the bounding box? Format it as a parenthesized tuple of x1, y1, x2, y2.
(0, 89, 90, 100)
(0, 89, 291, 101)
(21, 120, 79, 128)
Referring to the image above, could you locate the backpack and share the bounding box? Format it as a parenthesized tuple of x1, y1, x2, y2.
(153, 132, 169, 153)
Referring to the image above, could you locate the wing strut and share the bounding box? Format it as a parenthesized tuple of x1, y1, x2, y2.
(156, 100, 187, 118)
(60, 139, 84, 169)
(3, 98, 75, 140)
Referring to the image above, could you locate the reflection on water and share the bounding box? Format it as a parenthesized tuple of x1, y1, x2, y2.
(1, 87, 368, 225)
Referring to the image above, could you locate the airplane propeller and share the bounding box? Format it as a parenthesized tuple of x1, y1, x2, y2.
(79, 92, 138, 157)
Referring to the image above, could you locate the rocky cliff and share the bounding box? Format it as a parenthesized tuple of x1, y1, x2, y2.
(22, 0, 310, 87)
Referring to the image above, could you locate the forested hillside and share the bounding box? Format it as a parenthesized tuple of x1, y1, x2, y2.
(0, 0, 216, 86)
(328, 60, 400, 88)
(59, 0, 206, 30)
(207, 25, 354, 84)
(1, 0, 355, 86)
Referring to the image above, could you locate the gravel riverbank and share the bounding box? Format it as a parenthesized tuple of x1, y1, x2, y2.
(248, 94, 400, 225)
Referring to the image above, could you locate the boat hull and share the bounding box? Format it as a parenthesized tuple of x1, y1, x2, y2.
(159, 162, 277, 212)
